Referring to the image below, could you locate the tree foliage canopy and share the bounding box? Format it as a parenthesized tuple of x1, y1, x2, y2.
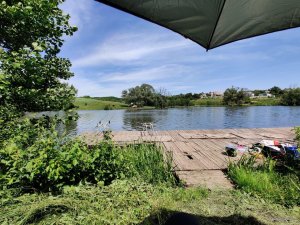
(122, 84, 195, 108)
(0, 0, 77, 111)
(223, 87, 250, 106)
(269, 86, 284, 97)
(122, 84, 157, 107)
(281, 88, 300, 106)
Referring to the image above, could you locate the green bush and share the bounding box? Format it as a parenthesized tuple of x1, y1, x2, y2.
(281, 88, 300, 106)
(228, 156, 300, 207)
(0, 119, 176, 193)
(223, 87, 250, 106)
(0, 131, 124, 192)
(103, 104, 113, 110)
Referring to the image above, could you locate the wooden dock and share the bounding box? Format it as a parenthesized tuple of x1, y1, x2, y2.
(81, 127, 295, 189)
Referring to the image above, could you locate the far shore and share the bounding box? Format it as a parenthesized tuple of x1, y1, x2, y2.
(75, 97, 283, 110)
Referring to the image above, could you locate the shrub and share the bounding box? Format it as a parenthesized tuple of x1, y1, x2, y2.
(281, 88, 300, 106)
(0, 120, 176, 193)
(104, 104, 113, 110)
(223, 87, 250, 106)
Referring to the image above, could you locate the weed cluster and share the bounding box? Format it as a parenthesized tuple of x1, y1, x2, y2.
(0, 117, 176, 194)
(228, 156, 300, 206)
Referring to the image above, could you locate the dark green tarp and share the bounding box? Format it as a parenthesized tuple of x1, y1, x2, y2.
(96, 0, 300, 50)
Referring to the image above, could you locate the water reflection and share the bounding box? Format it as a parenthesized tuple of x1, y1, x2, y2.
(26, 111, 78, 136)
(123, 111, 155, 131)
(28, 106, 300, 135)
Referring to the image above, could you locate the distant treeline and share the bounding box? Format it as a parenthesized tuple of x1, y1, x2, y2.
(121, 84, 199, 108)
(223, 86, 300, 106)
(81, 85, 300, 108)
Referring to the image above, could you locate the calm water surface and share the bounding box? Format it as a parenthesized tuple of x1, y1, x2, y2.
(64, 106, 300, 135)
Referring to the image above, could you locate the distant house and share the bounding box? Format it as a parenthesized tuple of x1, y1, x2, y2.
(243, 90, 255, 98)
(258, 91, 275, 98)
(208, 91, 223, 98)
(199, 93, 208, 99)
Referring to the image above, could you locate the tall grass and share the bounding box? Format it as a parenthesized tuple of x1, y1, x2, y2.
(122, 144, 177, 186)
(228, 156, 300, 206)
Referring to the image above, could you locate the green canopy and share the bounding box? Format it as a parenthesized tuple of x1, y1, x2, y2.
(96, 0, 300, 50)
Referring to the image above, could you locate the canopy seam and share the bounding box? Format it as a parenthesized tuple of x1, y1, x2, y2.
(207, 0, 227, 51)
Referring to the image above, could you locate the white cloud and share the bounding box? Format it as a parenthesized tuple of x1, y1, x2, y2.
(68, 76, 125, 97)
(71, 28, 272, 69)
(60, 0, 94, 28)
(72, 31, 192, 68)
(101, 64, 187, 83)
(68, 63, 193, 96)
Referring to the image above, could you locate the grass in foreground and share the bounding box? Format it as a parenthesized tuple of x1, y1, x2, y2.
(228, 156, 300, 207)
(1, 179, 299, 225)
(74, 97, 127, 110)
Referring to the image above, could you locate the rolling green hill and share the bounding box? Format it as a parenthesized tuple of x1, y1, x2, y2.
(75, 97, 127, 110)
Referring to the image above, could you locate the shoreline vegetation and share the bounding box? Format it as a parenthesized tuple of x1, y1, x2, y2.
(75, 85, 300, 110)
(75, 96, 283, 110)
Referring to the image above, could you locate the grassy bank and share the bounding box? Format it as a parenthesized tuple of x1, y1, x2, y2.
(192, 98, 224, 106)
(249, 98, 281, 106)
(74, 97, 127, 110)
(75, 97, 282, 110)
(192, 97, 281, 107)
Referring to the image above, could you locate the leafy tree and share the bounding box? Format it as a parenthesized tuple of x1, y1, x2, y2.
(122, 84, 156, 107)
(269, 86, 284, 97)
(0, 0, 77, 111)
(223, 87, 249, 106)
(281, 88, 300, 106)
(253, 89, 265, 96)
(154, 88, 168, 109)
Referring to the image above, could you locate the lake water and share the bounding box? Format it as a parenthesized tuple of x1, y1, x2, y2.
(59, 106, 300, 135)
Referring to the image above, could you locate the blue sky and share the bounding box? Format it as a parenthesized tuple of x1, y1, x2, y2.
(60, 0, 300, 97)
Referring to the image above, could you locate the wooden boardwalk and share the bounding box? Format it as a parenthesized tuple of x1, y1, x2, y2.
(81, 127, 295, 189)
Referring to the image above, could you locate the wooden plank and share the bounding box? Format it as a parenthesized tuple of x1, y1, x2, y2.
(189, 141, 226, 169)
(82, 127, 295, 175)
(163, 142, 198, 171)
(171, 141, 207, 171)
(183, 142, 215, 169)
(162, 142, 183, 170)
(173, 141, 209, 170)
